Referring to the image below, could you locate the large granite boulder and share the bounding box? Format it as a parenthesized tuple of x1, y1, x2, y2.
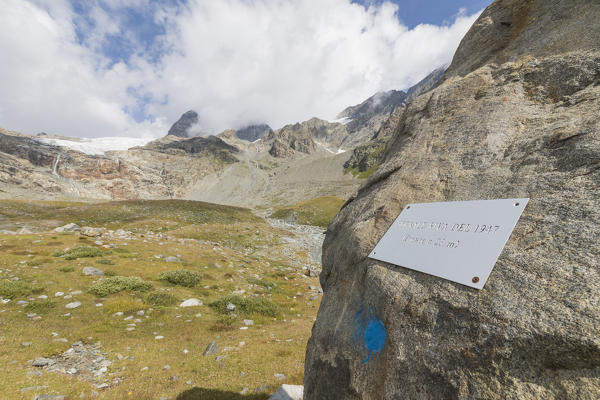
(304, 0, 600, 399)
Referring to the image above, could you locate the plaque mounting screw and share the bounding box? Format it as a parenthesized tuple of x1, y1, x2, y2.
(514, 202, 520, 206)
(472, 276, 480, 283)
(406, 205, 411, 209)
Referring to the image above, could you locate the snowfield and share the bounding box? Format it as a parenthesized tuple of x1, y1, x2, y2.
(36, 136, 153, 155)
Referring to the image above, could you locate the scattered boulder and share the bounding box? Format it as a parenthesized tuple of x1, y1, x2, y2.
(242, 319, 254, 326)
(80, 227, 102, 237)
(179, 298, 202, 307)
(53, 223, 80, 233)
(82, 266, 104, 276)
(202, 341, 219, 356)
(163, 256, 181, 263)
(65, 302, 81, 309)
(32, 357, 55, 367)
(268, 385, 304, 400)
(33, 395, 65, 400)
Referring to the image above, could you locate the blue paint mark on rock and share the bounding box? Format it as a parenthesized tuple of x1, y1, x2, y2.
(352, 307, 387, 363)
(362, 319, 386, 363)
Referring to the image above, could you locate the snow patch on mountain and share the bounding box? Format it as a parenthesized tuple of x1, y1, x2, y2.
(36, 137, 153, 155)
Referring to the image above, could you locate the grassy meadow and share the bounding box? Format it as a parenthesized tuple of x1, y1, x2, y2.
(0, 200, 323, 399)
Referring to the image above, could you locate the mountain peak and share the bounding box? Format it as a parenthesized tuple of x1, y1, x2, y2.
(167, 110, 199, 138)
(235, 124, 272, 142)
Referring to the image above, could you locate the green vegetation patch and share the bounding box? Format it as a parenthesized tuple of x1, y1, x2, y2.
(59, 266, 75, 273)
(246, 277, 279, 291)
(0, 280, 40, 299)
(89, 276, 151, 297)
(346, 165, 378, 179)
(53, 246, 104, 260)
(24, 299, 56, 314)
(158, 269, 202, 288)
(270, 196, 345, 227)
(0, 199, 260, 230)
(143, 291, 179, 306)
(209, 295, 280, 318)
(96, 258, 115, 265)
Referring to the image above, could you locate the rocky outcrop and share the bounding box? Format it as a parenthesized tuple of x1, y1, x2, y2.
(343, 107, 405, 173)
(235, 124, 272, 142)
(149, 135, 239, 163)
(336, 66, 446, 150)
(264, 122, 319, 158)
(305, 0, 600, 399)
(167, 110, 199, 137)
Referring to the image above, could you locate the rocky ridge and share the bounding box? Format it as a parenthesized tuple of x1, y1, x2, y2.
(304, 0, 600, 398)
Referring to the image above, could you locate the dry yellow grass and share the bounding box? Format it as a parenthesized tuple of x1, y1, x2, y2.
(0, 200, 321, 399)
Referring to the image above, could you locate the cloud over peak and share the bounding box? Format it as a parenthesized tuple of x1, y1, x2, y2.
(0, 0, 481, 138)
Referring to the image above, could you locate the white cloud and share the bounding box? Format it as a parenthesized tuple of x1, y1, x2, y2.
(0, 0, 481, 138)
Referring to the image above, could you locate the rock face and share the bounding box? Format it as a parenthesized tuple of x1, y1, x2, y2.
(167, 110, 199, 137)
(304, 0, 600, 399)
(235, 124, 272, 142)
(265, 122, 319, 158)
(0, 129, 239, 201)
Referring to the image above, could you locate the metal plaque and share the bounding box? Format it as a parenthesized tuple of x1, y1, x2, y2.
(368, 198, 529, 289)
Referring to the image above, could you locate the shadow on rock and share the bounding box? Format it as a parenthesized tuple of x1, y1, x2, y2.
(176, 387, 269, 400)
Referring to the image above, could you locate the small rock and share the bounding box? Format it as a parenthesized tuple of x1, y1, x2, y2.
(202, 341, 219, 356)
(155, 336, 164, 340)
(95, 383, 109, 390)
(180, 298, 202, 307)
(32, 357, 55, 367)
(242, 319, 254, 326)
(163, 256, 180, 263)
(183, 349, 189, 354)
(33, 396, 66, 400)
(268, 384, 304, 400)
(163, 365, 171, 370)
(22, 342, 32, 347)
(274, 373, 286, 380)
(54, 292, 64, 297)
(82, 266, 104, 276)
(54, 223, 80, 233)
(113, 312, 123, 316)
(27, 370, 43, 376)
(71, 290, 83, 295)
(37, 295, 48, 300)
(226, 303, 236, 311)
(80, 227, 102, 237)
(65, 301, 81, 309)
(140, 367, 149, 371)
(20, 386, 47, 393)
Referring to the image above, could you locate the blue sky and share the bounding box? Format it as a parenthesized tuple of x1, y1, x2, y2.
(354, 0, 491, 28)
(1, 0, 488, 138)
